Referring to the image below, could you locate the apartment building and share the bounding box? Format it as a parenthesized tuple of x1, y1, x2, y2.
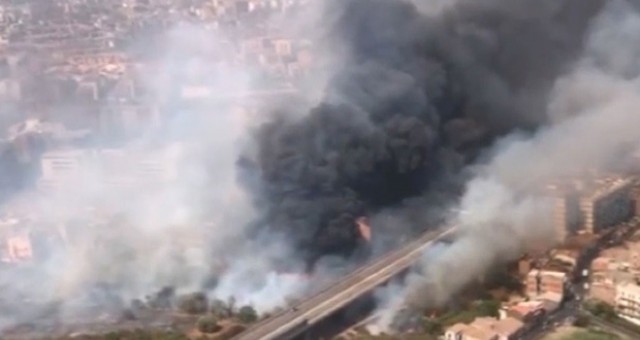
(616, 282, 640, 325)
(0, 217, 33, 263)
(580, 177, 634, 233)
(40, 149, 87, 183)
(591, 281, 617, 306)
(547, 187, 581, 243)
(39, 145, 182, 190)
(526, 269, 566, 300)
(545, 175, 638, 240)
(5, 231, 32, 262)
(445, 316, 524, 340)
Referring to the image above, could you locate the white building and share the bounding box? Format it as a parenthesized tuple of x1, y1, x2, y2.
(445, 316, 524, 340)
(39, 144, 183, 191)
(616, 283, 640, 325)
(40, 149, 88, 185)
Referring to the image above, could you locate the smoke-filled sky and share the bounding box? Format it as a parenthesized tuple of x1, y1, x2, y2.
(372, 0, 640, 330)
(252, 0, 606, 264)
(3, 0, 639, 333)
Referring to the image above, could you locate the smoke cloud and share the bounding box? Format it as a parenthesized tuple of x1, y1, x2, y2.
(373, 0, 640, 331)
(0, 18, 307, 331)
(252, 0, 605, 264)
(1, 0, 633, 335)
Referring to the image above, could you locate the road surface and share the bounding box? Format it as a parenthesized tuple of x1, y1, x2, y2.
(528, 220, 640, 340)
(587, 315, 639, 339)
(232, 226, 457, 340)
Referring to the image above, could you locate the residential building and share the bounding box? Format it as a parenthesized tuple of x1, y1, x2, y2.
(505, 301, 545, 322)
(616, 282, 640, 325)
(552, 250, 579, 268)
(536, 292, 562, 312)
(39, 144, 183, 190)
(445, 322, 497, 340)
(592, 256, 613, 272)
(40, 149, 88, 187)
(474, 317, 524, 340)
(580, 177, 634, 233)
(445, 316, 524, 340)
(546, 184, 581, 243)
(518, 258, 532, 277)
(546, 175, 638, 238)
(591, 282, 616, 305)
(0, 217, 33, 263)
(526, 270, 566, 299)
(503, 300, 548, 335)
(6, 232, 32, 262)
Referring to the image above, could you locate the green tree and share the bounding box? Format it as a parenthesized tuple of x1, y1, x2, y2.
(178, 292, 208, 315)
(476, 299, 501, 318)
(226, 296, 237, 316)
(573, 315, 591, 327)
(131, 298, 146, 312)
(423, 319, 443, 335)
(197, 315, 221, 334)
(587, 301, 617, 321)
(210, 298, 229, 317)
(119, 308, 137, 321)
(147, 286, 175, 309)
(238, 305, 258, 323)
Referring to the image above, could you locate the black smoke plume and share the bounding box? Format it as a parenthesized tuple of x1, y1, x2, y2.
(250, 0, 605, 265)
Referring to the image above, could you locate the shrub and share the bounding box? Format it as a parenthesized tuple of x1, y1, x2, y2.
(423, 319, 443, 335)
(476, 300, 500, 318)
(573, 315, 590, 327)
(197, 315, 221, 334)
(237, 305, 258, 323)
(210, 298, 229, 318)
(586, 301, 617, 321)
(178, 292, 209, 315)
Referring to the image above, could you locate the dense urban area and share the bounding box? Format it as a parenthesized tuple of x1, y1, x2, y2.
(341, 174, 640, 340)
(0, 0, 311, 339)
(0, 0, 640, 340)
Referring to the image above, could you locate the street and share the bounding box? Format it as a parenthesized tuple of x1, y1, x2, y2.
(586, 315, 640, 339)
(526, 220, 640, 340)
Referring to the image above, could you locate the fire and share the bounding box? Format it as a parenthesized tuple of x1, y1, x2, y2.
(356, 217, 372, 242)
(4, 233, 33, 262)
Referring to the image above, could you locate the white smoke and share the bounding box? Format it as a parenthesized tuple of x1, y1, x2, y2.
(372, 0, 640, 332)
(0, 12, 315, 331)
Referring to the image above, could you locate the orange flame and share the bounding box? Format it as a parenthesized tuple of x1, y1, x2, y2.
(356, 217, 372, 242)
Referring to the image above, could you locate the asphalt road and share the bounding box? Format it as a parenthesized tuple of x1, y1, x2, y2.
(231, 227, 457, 340)
(587, 315, 640, 339)
(528, 222, 640, 340)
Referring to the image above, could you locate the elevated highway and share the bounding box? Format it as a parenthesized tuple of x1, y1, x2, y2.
(232, 226, 457, 340)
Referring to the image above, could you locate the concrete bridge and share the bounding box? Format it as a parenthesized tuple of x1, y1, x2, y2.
(232, 226, 458, 340)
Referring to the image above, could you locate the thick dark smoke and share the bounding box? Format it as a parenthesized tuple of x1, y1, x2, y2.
(252, 0, 606, 264)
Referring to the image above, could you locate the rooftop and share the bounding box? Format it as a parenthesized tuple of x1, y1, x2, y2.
(42, 148, 88, 159)
(455, 323, 497, 340)
(471, 317, 524, 337)
(617, 282, 640, 295)
(527, 269, 567, 280)
(536, 291, 563, 303)
(581, 176, 635, 202)
(508, 300, 544, 317)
